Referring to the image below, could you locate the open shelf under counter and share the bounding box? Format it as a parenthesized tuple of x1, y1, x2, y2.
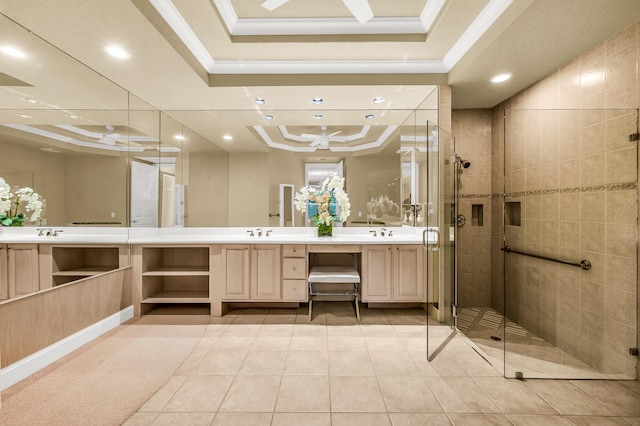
(52, 266, 119, 276)
(141, 266, 210, 276)
(141, 290, 210, 304)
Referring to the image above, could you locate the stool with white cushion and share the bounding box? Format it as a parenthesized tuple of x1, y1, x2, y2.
(308, 265, 360, 321)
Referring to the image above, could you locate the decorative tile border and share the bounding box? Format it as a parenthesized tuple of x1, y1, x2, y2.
(487, 181, 637, 199)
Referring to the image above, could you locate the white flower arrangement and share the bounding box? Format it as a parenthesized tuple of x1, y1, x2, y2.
(0, 177, 44, 226)
(294, 174, 351, 226)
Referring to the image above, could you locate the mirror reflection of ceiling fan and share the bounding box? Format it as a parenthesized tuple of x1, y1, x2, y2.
(301, 125, 348, 149)
(261, 0, 374, 24)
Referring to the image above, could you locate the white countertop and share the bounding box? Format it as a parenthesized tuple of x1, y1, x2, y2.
(0, 226, 439, 245)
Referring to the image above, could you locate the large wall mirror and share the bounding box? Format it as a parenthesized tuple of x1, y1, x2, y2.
(0, 12, 439, 230)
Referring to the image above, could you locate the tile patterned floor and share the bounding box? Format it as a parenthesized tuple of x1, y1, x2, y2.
(124, 303, 640, 426)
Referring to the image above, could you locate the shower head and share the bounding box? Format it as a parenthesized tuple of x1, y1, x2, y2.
(456, 156, 471, 169)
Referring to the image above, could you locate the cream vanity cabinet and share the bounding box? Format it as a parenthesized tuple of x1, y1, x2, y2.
(39, 245, 128, 289)
(133, 245, 212, 315)
(220, 244, 282, 301)
(0, 244, 39, 300)
(362, 244, 425, 303)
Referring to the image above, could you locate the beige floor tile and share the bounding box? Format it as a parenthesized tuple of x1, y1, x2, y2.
(290, 335, 329, 350)
(173, 347, 209, 376)
(571, 380, 640, 416)
(407, 351, 442, 377)
(473, 377, 557, 415)
(429, 355, 469, 376)
(215, 335, 256, 350)
(193, 349, 247, 375)
(388, 413, 452, 426)
(292, 323, 328, 336)
(205, 324, 230, 333)
(622, 417, 640, 425)
(452, 351, 501, 376)
(365, 336, 405, 351)
(219, 375, 281, 412)
(256, 324, 294, 336)
(238, 350, 287, 375)
(275, 375, 331, 412)
(360, 324, 398, 337)
(284, 350, 329, 375)
(447, 413, 514, 425)
(563, 416, 633, 425)
(327, 324, 362, 336)
(332, 413, 392, 425)
(369, 350, 421, 376)
(163, 375, 233, 412)
(378, 376, 443, 412)
(527, 380, 615, 416)
(425, 376, 500, 413)
(138, 375, 188, 412)
(328, 335, 368, 350)
(222, 323, 262, 336)
(211, 412, 272, 426)
(251, 335, 293, 350)
(400, 337, 427, 352)
(122, 412, 157, 426)
(330, 376, 387, 412)
(263, 314, 297, 324)
(329, 350, 375, 376)
(272, 413, 330, 426)
(151, 412, 215, 425)
(506, 414, 573, 425)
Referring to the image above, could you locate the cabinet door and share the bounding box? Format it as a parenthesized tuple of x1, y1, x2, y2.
(221, 245, 250, 300)
(250, 245, 281, 300)
(393, 245, 425, 302)
(361, 245, 392, 302)
(0, 245, 8, 300)
(8, 244, 39, 298)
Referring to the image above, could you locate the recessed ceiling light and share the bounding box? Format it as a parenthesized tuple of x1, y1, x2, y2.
(313, 114, 324, 120)
(223, 134, 233, 141)
(253, 98, 266, 105)
(24, 98, 39, 104)
(490, 72, 513, 83)
(16, 114, 33, 119)
(104, 45, 131, 60)
(174, 134, 185, 140)
(365, 114, 376, 119)
(0, 46, 27, 58)
(372, 97, 385, 104)
(264, 115, 274, 120)
(311, 98, 324, 104)
(67, 114, 79, 119)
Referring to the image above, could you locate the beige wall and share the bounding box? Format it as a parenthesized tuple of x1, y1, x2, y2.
(187, 151, 229, 227)
(0, 141, 65, 225)
(268, 151, 304, 228)
(64, 155, 128, 225)
(228, 153, 270, 227)
(489, 22, 639, 376)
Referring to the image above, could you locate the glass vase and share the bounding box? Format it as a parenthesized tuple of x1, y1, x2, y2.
(317, 222, 333, 237)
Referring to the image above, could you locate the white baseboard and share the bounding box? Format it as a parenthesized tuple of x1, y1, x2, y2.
(0, 306, 134, 392)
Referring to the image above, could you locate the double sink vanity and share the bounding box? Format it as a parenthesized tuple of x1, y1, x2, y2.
(0, 226, 438, 316)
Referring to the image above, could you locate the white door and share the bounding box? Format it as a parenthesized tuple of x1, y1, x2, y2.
(130, 161, 158, 227)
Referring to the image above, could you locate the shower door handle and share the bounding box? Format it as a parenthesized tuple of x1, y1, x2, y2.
(423, 228, 439, 251)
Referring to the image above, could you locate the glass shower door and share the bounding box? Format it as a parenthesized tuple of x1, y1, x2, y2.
(422, 121, 457, 360)
(502, 108, 638, 379)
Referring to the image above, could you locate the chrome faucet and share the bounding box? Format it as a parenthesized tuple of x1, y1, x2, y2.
(53, 230, 63, 237)
(256, 227, 263, 237)
(37, 228, 52, 237)
(380, 228, 387, 237)
(247, 229, 255, 237)
(265, 229, 272, 237)
(369, 230, 377, 237)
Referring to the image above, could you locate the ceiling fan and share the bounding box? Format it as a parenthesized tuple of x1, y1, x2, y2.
(97, 125, 122, 145)
(261, 0, 374, 24)
(301, 125, 347, 149)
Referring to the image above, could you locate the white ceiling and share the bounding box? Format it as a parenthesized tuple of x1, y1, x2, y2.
(1, 0, 639, 155)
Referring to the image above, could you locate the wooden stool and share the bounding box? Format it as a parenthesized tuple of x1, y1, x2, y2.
(308, 265, 360, 321)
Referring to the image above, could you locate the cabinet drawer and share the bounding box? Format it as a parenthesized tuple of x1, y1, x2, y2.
(308, 244, 361, 253)
(283, 279, 307, 301)
(282, 258, 306, 279)
(282, 245, 306, 258)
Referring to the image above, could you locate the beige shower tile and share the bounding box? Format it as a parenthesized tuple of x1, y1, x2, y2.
(219, 375, 281, 412)
(163, 375, 233, 412)
(275, 375, 330, 412)
(606, 112, 637, 151)
(581, 122, 607, 157)
(605, 223, 636, 257)
(330, 376, 386, 412)
(212, 413, 272, 426)
(604, 287, 636, 327)
(605, 255, 637, 293)
(605, 190, 636, 224)
(607, 148, 637, 184)
(581, 154, 606, 186)
(581, 192, 605, 222)
(580, 222, 605, 253)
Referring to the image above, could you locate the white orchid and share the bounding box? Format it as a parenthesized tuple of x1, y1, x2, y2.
(294, 173, 350, 227)
(0, 177, 45, 226)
